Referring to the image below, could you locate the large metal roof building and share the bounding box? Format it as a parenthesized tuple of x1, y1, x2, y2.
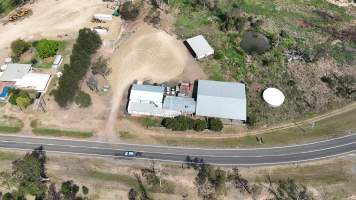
(195, 80, 247, 121)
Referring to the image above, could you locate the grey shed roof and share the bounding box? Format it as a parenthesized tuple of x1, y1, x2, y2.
(163, 96, 196, 113)
(130, 84, 164, 104)
(131, 84, 164, 93)
(196, 80, 247, 121)
(186, 35, 214, 59)
(0, 64, 32, 82)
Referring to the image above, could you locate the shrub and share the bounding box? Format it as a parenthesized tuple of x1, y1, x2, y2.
(8, 89, 32, 110)
(141, 117, 160, 128)
(35, 39, 61, 59)
(11, 39, 30, 59)
(162, 116, 191, 131)
(82, 185, 89, 195)
(121, 1, 140, 21)
(194, 119, 207, 131)
(209, 118, 223, 132)
(8, 88, 21, 105)
(74, 91, 92, 108)
(162, 116, 208, 132)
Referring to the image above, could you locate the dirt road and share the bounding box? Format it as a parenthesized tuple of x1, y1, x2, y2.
(104, 25, 193, 141)
(0, 0, 104, 61)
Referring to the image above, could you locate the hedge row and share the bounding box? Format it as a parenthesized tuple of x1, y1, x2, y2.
(53, 28, 102, 107)
(162, 116, 223, 132)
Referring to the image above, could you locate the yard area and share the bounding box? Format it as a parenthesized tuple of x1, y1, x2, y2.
(0, 148, 355, 199)
(125, 106, 356, 148)
(168, 0, 356, 126)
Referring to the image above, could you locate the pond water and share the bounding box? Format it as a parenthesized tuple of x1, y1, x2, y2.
(240, 31, 271, 55)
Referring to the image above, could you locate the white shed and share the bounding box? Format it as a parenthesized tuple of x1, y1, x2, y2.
(185, 35, 214, 60)
(94, 14, 113, 22)
(52, 55, 63, 69)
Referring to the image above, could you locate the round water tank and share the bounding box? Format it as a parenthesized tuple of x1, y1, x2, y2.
(262, 88, 285, 107)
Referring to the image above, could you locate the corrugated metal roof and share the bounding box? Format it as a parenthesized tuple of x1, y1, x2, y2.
(128, 101, 181, 118)
(129, 84, 164, 105)
(163, 96, 196, 113)
(186, 35, 214, 59)
(0, 64, 32, 82)
(196, 80, 247, 120)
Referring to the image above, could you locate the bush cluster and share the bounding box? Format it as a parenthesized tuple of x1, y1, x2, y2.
(10, 39, 30, 62)
(53, 28, 102, 107)
(34, 39, 62, 59)
(8, 89, 32, 110)
(120, 1, 140, 21)
(74, 91, 92, 108)
(162, 116, 223, 132)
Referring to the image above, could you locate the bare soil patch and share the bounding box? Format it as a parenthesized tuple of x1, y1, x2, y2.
(0, 0, 106, 62)
(105, 24, 203, 139)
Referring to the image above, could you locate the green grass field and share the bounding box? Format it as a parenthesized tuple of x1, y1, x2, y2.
(153, 108, 356, 148)
(33, 128, 93, 138)
(0, 151, 20, 160)
(0, 119, 23, 133)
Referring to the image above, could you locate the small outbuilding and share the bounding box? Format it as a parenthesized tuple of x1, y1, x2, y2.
(93, 14, 113, 22)
(185, 35, 214, 60)
(52, 55, 63, 70)
(195, 80, 247, 121)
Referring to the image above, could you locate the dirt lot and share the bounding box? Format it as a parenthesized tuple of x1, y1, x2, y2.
(0, 0, 107, 62)
(105, 24, 205, 140)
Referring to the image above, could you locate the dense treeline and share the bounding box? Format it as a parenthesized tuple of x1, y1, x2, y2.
(53, 28, 102, 107)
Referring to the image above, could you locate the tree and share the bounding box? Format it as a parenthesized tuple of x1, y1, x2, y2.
(60, 181, 79, 200)
(121, 1, 140, 21)
(74, 91, 92, 108)
(194, 119, 207, 131)
(267, 176, 314, 200)
(81, 186, 89, 195)
(0, 171, 14, 190)
(91, 56, 110, 77)
(53, 28, 102, 107)
(228, 168, 250, 194)
(141, 162, 161, 188)
(12, 150, 48, 197)
(128, 188, 138, 200)
(134, 174, 153, 200)
(47, 183, 61, 200)
(11, 39, 30, 61)
(195, 164, 228, 199)
(16, 95, 31, 110)
(208, 118, 223, 132)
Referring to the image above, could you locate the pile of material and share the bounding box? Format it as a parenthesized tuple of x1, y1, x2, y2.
(7, 7, 32, 22)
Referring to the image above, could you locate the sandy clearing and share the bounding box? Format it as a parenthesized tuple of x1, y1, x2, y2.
(105, 24, 192, 140)
(0, 0, 105, 61)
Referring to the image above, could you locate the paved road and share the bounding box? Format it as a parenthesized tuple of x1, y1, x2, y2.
(0, 134, 356, 166)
